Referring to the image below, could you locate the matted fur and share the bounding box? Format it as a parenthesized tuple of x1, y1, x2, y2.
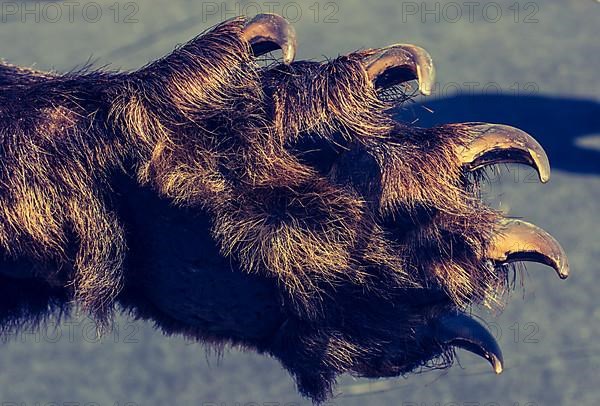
(0, 16, 526, 402)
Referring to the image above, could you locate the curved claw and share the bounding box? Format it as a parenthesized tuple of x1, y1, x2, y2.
(241, 13, 297, 64)
(457, 123, 551, 183)
(488, 219, 569, 279)
(435, 312, 504, 374)
(363, 44, 435, 95)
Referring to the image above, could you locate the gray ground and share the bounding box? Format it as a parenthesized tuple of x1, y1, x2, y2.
(0, 0, 598, 405)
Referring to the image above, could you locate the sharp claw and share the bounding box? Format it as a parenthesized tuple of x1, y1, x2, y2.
(456, 123, 551, 183)
(363, 44, 435, 95)
(241, 13, 297, 64)
(435, 312, 504, 374)
(488, 219, 569, 279)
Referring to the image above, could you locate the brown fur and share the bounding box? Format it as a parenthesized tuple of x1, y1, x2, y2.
(0, 17, 523, 402)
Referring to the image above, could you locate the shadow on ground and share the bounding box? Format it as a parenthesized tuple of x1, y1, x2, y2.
(397, 94, 600, 175)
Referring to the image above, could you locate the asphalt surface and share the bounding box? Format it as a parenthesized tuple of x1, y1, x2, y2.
(0, 1, 598, 405)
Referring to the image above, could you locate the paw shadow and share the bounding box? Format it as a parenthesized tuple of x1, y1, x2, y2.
(396, 94, 600, 175)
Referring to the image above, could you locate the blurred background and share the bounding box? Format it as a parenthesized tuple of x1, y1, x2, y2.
(0, 0, 598, 404)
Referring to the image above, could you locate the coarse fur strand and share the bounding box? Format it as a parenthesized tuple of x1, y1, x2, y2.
(0, 17, 519, 402)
